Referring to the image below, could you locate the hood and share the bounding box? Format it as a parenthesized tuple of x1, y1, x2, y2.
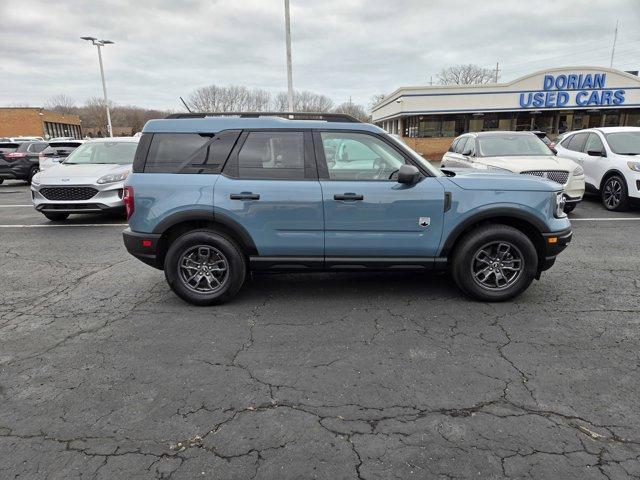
(444, 170, 560, 192)
(35, 163, 131, 185)
(476, 155, 578, 172)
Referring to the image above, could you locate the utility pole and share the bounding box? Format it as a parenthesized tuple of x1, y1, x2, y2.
(428, 75, 433, 86)
(81, 36, 114, 137)
(494, 62, 500, 83)
(610, 19, 619, 67)
(284, 0, 294, 112)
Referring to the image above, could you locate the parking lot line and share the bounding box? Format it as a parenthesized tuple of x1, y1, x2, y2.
(0, 205, 33, 207)
(571, 217, 640, 221)
(0, 224, 128, 228)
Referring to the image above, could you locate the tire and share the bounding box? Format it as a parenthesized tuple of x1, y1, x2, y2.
(601, 175, 630, 211)
(28, 166, 39, 184)
(563, 202, 577, 214)
(451, 224, 538, 302)
(43, 212, 69, 221)
(164, 230, 246, 306)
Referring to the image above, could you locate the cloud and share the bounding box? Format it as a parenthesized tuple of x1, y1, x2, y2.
(1, 0, 639, 110)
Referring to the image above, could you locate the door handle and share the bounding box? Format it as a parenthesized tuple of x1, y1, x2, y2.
(334, 193, 364, 201)
(230, 193, 260, 200)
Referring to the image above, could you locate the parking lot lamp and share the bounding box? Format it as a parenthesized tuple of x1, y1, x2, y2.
(81, 36, 114, 137)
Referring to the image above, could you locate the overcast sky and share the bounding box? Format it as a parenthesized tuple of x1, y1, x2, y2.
(1, 0, 639, 111)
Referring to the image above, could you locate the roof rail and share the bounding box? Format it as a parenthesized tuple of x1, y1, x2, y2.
(164, 111, 362, 123)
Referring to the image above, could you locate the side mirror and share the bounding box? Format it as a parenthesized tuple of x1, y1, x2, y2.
(587, 149, 605, 157)
(397, 164, 420, 184)
(462, 149, 473, 157)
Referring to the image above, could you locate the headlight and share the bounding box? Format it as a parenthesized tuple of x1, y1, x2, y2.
(555, 192, 567, 218)
(96, 171, 130, 184)
(573, 165, 584, 176)
(627, 161, 640, 172)
(30, 175, 40, 187)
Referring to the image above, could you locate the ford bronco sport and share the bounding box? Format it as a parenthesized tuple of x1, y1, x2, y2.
(122, 112, 572, 305)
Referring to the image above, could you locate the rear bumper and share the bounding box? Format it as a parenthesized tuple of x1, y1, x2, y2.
(123, 228, 162, 269)
(539, 227, 572, 272)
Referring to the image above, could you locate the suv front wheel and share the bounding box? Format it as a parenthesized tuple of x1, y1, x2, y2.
(164, 230, 246, 306)
(451, 224, 538, 301)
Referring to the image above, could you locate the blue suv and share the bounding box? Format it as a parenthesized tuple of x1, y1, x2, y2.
(122, 112, 572, 305)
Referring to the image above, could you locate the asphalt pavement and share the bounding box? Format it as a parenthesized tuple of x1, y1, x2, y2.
(1, 179, 639, 479)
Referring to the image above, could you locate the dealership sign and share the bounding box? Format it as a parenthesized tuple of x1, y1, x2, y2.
(519, 73, 626, 108)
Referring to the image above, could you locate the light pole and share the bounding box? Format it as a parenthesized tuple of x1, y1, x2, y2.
(81, 36, 114, 137)
(283, 0, 294, 112)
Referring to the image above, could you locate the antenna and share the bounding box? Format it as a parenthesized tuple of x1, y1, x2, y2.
(610, 19, 619, 67)
(179, 97, 192, 113)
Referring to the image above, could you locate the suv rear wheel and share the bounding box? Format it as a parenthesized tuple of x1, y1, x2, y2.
(451, 224, 538, 301)
(164, 230, 246, 306)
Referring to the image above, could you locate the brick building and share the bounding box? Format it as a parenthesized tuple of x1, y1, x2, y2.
(0, 108, 82, 139)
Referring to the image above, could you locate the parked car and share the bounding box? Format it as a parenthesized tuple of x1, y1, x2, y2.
(441, 131, 585, 213)
(531, 131, 557, 154)
(30, 137, 139, 221)
(0, 141, 49, 184)
(39, 140, 85, 171)
(0, 141, 23, 184)
(122, 112, 572, 305)
(555, 126, 640, 210)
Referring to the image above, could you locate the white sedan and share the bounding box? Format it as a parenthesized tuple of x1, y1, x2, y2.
(30, 137, 139, 221)
(441, 131, 585, 213)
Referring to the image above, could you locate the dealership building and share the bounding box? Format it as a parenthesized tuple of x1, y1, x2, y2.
(0, 108, 83, 139)
(372, 66, 640, 159)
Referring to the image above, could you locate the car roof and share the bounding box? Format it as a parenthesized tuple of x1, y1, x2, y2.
(463, 131, 537, 138)
(143, 117, 383, 134)
(592, 126, 640, 133)
(84, 136, 140, 143)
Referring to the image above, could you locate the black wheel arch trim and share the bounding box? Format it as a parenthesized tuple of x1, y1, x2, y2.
(440, 207, 549, 257)
(600, 169, 628, 191)
(151, 209, 258, 254)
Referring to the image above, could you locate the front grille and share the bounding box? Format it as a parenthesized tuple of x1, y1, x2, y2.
(40, 186, 98, 201)
(520, 170, 569, 185)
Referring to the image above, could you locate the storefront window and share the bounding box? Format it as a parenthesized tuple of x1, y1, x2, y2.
(603, 111, 620, 127)
(625, 111, 640, 127)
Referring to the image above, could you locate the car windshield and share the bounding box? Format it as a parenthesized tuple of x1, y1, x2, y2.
(604, 131, 640, 155)
(477, 135, 552, 157)
(64, 141, 138, 165)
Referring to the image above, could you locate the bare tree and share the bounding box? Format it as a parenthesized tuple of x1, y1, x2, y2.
(273, 90, 334, 112)
(187, 85, 271, 112)
(333, 102, 370, 122)
(368, 93, 387, 111)
(437, 64, 496, 85)
(45, 94, 76, 114)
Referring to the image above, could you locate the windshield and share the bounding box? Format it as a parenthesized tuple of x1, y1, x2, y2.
(64, 141, 138, 165)
(477, 135, 552, 157)
(386, 134, 444, 177)
(605, 132, 640, 155)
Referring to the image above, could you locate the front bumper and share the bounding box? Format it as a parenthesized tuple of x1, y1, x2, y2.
(31, 180, 127, 214)
(539, 227, 572, 273)
(123, 228, 162, 269)
(563, 174, 585, 203)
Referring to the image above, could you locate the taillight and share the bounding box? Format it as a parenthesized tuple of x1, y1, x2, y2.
(123, 186, 134, 220)
(5, 152, 26, 161)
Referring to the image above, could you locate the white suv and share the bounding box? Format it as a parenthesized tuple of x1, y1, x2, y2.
(555, 127, 640, 211)
(441, 131, 585, 213)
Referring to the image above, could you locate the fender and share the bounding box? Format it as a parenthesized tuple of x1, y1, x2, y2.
(152, 208, 258, 254)
(439, 206, 548, 257)
(599, 169, 627, 191)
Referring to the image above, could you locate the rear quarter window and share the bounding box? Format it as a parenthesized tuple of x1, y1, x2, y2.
(141, 131, 240, 174)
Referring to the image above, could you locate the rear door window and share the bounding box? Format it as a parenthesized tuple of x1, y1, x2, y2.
(236, 131, 305, 180)
(564, 133, 587, 152)
(144, 131, 240, 173)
